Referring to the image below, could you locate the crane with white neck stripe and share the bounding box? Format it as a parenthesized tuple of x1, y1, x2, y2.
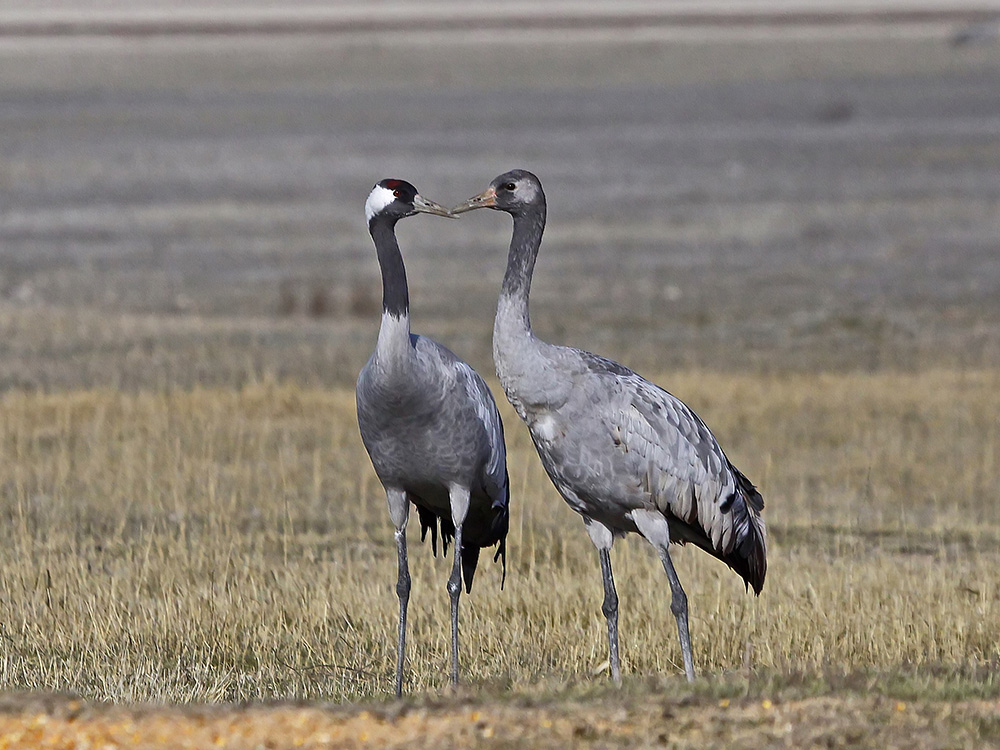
(356, 179, 509, 696)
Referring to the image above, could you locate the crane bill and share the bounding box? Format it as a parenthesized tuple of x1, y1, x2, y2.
(451, 187, 497, 214)
(413, 194, 456, 218)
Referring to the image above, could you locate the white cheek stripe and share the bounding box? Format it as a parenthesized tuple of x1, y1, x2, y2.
(365, 185, 396, 222)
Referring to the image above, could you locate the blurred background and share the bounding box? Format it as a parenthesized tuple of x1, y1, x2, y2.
(1, 0, 998, 390)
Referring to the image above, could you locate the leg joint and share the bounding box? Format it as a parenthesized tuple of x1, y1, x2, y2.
(601, 584, 618, 617)
(396, 575, 410, 601)
(670, 585, 687, 616)
(602, 587, 618, 619)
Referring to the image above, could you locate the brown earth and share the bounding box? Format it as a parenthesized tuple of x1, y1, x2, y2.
(1, 692, 998, 749)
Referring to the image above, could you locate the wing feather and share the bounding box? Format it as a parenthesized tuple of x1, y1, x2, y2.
(410, 335, 509, 507)
(604, 371, 750, 559)
(455, 360, 509, 507)
(407, 335, 510, 589)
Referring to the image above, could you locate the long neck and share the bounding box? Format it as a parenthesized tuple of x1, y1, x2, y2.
(497, 204, 546, 338)
(369, 218, 412, 364)
(370, 218, 409, 318)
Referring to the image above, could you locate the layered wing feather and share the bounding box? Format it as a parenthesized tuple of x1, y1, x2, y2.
(409, 336, 509, 589)
(455, 360, 510, 509)
(582, 353, 767, 592)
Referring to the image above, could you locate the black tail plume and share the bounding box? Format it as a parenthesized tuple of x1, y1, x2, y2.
(728, 463, 767, 594)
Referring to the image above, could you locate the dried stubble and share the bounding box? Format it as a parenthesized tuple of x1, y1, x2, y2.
(0, 370, 998, 703)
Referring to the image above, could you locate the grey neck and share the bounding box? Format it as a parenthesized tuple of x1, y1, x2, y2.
(369, 218, 409, 318)
(498, 204, 547, 329)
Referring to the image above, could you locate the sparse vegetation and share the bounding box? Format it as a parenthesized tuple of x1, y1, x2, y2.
(0, 371, 996, 705)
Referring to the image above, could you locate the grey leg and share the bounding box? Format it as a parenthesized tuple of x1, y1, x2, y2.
(386, 489, 410, 697)
(629, 508, 696, 682)
(599, 548, 622, 684)
(659, 548, 695, 682)
(447, 485, 470, 686)
(584, 518, 620, 684)
(447, 523, 464, 685)
(393, 526, 410, 697)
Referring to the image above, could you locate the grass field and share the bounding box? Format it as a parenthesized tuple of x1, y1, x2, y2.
(1, 370, 997, 708)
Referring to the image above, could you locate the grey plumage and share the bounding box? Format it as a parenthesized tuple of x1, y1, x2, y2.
(357, 332, 510, 579)
(453, 169, 765, 683)
(356, 179, 509, 696)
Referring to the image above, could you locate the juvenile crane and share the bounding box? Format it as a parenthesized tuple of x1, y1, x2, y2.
(452, 170, 765, 683)
(356, 179, 509, 696)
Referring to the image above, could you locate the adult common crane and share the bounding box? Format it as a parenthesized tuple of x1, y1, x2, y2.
(452, 170, 765, 683)
(356, 179, 509, 696)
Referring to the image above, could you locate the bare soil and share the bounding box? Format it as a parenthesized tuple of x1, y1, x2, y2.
(0, 690, 998, 749)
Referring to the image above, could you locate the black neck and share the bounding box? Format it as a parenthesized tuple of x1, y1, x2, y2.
(369, 218, 409, 318)
(500, 204, 546, 303)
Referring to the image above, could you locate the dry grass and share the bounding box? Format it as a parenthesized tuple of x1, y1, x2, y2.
(0, 369, 998, 705)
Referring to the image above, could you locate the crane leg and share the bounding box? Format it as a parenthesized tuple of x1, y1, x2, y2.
(585, 518, 621, 684)
(659, 549, 695, 683)
(447, 485, 470, 687)
(386, 489, 410, 698)
(598, 548, 622, 684)
(629, 508, 695, 682)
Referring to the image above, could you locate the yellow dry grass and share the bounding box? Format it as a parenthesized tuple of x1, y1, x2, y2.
(0, 370, 998, 704)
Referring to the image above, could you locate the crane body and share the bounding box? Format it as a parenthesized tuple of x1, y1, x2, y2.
(453, 170, 765, 683)
(356, 179, 509, 696)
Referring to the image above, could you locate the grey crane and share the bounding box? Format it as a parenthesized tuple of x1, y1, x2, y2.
(356, 179, 510, 696)
(452, 170, 765, 683)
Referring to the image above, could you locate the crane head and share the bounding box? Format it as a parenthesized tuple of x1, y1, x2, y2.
(365, 179, 454, 224)
(451, 169, 544, 216)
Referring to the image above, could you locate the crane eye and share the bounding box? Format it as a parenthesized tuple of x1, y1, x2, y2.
(503, 182, 516, 191)
(393, 190, 402, 197)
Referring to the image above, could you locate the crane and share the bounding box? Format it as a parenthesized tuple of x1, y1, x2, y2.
(452, 169, 765, 683)
(356, 179, 509, 695)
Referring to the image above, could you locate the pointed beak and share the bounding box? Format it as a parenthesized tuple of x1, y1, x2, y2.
(450, 186, 497, 215)
(412, 194, 456, 219)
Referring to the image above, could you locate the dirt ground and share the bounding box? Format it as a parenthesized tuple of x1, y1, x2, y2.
(0, 691, 997, 750)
